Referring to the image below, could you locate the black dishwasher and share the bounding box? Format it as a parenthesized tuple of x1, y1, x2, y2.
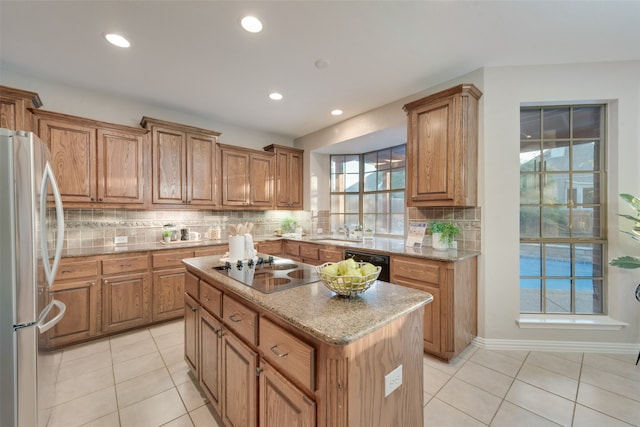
(344, 250, 390, 282)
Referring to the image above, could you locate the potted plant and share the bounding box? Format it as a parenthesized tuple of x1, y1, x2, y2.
(162, 230, 172, 243)
(429, 221, 460, 250)
(281, 217, 297, 235)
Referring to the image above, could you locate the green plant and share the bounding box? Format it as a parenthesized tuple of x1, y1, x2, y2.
(610, 193, 640, 269)
(162, 230, 172, 238)
(281, 217, 297, 234)
(429, 221, 460, 246)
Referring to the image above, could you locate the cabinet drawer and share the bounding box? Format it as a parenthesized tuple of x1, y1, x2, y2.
(222, 296, 257, 346)
(299, 244, 319, 260)
(392, 256, 441, 285)
(200, 280, 222, 318)
(283, 241, 300, 257)
(152, 250, 193, 269)
(56, 259, 99, 281)
(259, 316, 315, 391)
(185, 271, 199, 299)
(102, 255, 149, 275)
(319, 247, 343, 263)
(194, 246, 227, 257)
(257, 240, 282, 256)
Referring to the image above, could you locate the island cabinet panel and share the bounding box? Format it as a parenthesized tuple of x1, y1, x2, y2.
(185, 271, 199, 299)
(403, 83, 481, 207)
(259, 360, 316, 427)
(222, 331, 258, 427)
(200, 280, 222, 318)
(44, 258, 100, 349)
(264, 144, 304, 210)
(35, 110, 149, 207)
(184, 292, 200, 374)
(220, 144, 275, 209)
(0, 85, 42, 132)
(142, 116, 220, 208)
(199, 308, 223, 414)
(390, 255, 476, 360)
(223, 296, 258, 346)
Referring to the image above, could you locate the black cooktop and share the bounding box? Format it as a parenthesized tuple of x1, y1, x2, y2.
(212, 256, 319, 293)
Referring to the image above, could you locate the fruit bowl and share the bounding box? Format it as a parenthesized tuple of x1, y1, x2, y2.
(315, 261, 381, 297)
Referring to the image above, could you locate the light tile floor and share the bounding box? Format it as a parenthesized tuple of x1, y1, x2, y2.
(45, 319, 640, 427)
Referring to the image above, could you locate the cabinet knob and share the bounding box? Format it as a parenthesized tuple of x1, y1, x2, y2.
(90, 197, 95, 202)
(255, 367, 264, 377)
(89, 282, 96, 287)
(98, 198, 103, 202)
(228, 313, 242, 323)
(217, 329, 225, 338)
(190, 306, 197, 312)
(187, 200, 192, 204)
(182, 200, 187, 204)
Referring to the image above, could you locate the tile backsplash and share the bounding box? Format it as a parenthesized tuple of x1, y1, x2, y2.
(62, 209, 330, 250)
(408, 207, 481, 251)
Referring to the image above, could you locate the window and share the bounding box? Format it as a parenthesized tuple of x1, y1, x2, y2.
(519, 105, 606, 314)
(330, 145, 406, 236)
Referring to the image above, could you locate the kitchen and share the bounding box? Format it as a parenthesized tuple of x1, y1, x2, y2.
(1, 2, 640, 427)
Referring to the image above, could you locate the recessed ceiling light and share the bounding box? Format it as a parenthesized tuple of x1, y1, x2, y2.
(241, 16, 263, 33)
(331, 109, 343, 116)
(269, 92, 283, 101)
(104, 33, 130, 48)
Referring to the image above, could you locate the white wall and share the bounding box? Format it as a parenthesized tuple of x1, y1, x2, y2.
(0, 68, 294, 150)
(482, 61, 640, 346)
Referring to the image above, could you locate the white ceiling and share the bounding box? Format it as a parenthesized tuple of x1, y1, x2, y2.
(1, 1, 639, 140)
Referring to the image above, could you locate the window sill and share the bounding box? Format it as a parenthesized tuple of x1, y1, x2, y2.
(517, 314, 628, 330)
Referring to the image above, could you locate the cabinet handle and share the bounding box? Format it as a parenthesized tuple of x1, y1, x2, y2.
(182, 200, 187, 204)
(256, 367, 264, 376)
(90, 197, 95, 202)
(104, 280, 109, 285)
(120, 263, 132, 267)
(270, 345, 288, 358)
(89, 282, 96, 287)
(187, 200, 192, 204)
(203, 295, 210, 301)
(217, 329, 225, 338)
(61, 269, 74, 273)
(229, 314, 242, 323)
(190, 305, 197, 312)
(98, 198, 103, 202)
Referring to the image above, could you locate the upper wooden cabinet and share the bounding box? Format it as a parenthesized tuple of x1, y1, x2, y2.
(34, 110, 148, 207)
(0, 85, 42, 132)
(220, 144, 274, 209)
(141, 117, 220, 208)
(263, 144, 303, 210)
(403, 84, 482, 207)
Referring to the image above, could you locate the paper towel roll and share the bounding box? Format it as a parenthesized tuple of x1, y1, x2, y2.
(244, 233, 256, 259)
(229, 235, 245, 262)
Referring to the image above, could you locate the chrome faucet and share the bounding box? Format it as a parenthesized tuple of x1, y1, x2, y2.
(339, 224, 350, 240)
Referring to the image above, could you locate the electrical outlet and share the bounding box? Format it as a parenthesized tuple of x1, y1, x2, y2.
(316, 228, 323, 234)
(384, 364, 402, 397)
(114, 236, 128, 244)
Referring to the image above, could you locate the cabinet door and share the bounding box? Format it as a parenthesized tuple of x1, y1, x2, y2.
(39, 119, 97, 203)
(184, 293, 199, 374)
(259, 361, 316, 427)
(97, 128, 146, 204)
(407, 97, 454, 204)
(288, 150, 303, 209)
(152, 126, 187, 204)
(249, 153, 274, 208)
(102, 273, 150, 333)
(221, 148, 250, 206)
(152, 267, 186, 321)
(46, 280, 99, 348)
(0, 86, 40, 132)
(187, 133, 217, 206)
(199, 308, 223, 414)
(223, 331, 258, 427)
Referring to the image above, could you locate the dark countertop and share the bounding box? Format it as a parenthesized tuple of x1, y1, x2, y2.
(61, 235, 479, 262)
(183, 255, 433, 346)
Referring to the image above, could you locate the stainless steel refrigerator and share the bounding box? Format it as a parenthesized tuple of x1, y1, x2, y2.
(1, 128, 67, 427)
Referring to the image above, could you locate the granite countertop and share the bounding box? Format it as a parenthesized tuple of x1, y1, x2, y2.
(182, 255, 433, 346)
(62, 235, 478, 262)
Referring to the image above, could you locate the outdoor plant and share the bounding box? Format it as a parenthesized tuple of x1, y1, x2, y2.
(429, 221, 460, 247)
(609, 193, 640, 269)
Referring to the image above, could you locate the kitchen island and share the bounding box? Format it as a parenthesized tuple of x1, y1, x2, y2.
(182, 255, 433, 427)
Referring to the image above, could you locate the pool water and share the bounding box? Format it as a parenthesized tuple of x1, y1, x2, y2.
(520, 257, 596, 290)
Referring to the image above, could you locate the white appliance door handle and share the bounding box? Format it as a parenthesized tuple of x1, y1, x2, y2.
(37, 299, 66, 334)
(40, 162, 64, 286)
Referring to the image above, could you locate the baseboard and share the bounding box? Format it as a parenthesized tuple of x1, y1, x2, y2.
(472, 336, 640, 354)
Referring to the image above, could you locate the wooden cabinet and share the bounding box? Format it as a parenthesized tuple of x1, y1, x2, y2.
(263, 145, 304, 210)
(45, 258, 100, 348)
(283, 241, 301, 261)
(256, 240, 283, 256)
(101, 254, 151, 334)
(259, 360, 316, 427)
(199, 307, 224, 414)
(151, 249, 193, 322)
(390, 255, 477, 360)
(223, 329, 258, 427)
(318, 246, 343, 263)
(34, 110, 148, 206)
(184, 292, 200, 374)
(141, 117, 220, 207)
(299, 243, 320, 265)
(220, 144, 274, 209)
(0, 85, 41, 132)
(403, 84, 482, 207)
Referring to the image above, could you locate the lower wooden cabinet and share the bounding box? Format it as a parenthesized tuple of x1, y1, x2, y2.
(102, 272, 151, 333)
(199, 308, 223, 414)
(259, 360, 316, 427)
(222, 330, 258, 427)
(390, 255, 476, 360)
(256, 240, 283, 256)
(152, 267, 186, 321)
(47, 279, 99, 347)
(184, 293, 200, 374)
